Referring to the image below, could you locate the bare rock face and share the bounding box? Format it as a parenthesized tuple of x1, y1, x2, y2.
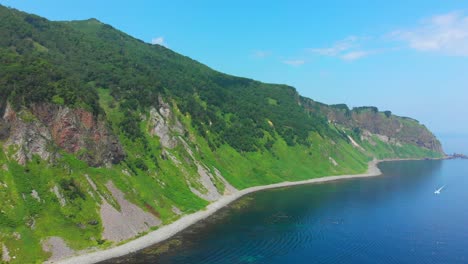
(158, 96, 172, 119)
(2, 103, 125, 166)
(301, 99, 444, 154)
(148, 97, 186, 148)
(100, 181, 161, 242)
(32, 104, 125, 166)
(51, 185, 66, 207)
(2, 243, 11, 262)
(148, 107, 177, 149)
(214, 167, 237, 195)
(351, 113, 444, 153)
(171, 205, 182, 215)
(148, 99, 230, 202)
(148, 98, 240, 203)
(3, 104, 53, 165)
(190, 162, 222, 202)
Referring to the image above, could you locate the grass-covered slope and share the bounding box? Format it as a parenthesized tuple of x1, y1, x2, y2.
(0, 5, 444, 263)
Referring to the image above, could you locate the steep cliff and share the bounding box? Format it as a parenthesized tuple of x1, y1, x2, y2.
(1, 103, 124, 166)
(301, 98, 444, 157)
(0, 5, 444, 263)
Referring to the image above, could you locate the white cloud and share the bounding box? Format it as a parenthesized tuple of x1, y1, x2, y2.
(309, 36, 374, 61)
(309, 36, 359, 56)
(341, 50, 373, 61)
(151, 36, 166, 46)
(283, 59, 305, 66)
(253, 50, 271, 58)
(391, 11, 468, 56)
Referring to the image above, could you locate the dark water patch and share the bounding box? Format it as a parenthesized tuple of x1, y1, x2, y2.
(101, 159, 468, 264)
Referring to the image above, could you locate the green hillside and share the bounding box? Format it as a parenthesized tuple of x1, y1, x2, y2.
(0, 5, 443, 263)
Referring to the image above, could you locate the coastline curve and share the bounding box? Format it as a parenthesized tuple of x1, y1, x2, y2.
(55, 159, 392, 264)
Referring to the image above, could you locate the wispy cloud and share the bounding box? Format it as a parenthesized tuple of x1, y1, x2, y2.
(282, 59, 305, 66)
(341, 50, 375, 61)
(308, 36, 374, 61)
(252, 50, 271, 58)
(151, 36, 167, 47)
(309, 36, 359, 56)
(266, 11, 467, 66)
(390, 11, 468, 56)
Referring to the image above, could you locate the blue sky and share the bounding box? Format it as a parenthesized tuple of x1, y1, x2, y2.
(1, 1, 468, 144)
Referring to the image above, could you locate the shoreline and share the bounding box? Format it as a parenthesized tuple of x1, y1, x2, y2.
(55, 158, 434, 264)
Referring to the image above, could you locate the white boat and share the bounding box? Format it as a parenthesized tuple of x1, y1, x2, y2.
(434, 185, 445, 194)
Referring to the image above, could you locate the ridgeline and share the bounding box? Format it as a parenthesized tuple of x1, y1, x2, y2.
(0, 5, 443, 263)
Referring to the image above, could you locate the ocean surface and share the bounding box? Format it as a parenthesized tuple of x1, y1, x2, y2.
(103, 159, 468, 264)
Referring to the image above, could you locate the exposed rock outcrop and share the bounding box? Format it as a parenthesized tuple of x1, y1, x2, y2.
(347, 135, 365, 151)
(2, 243, 11, 262)
(32, 104, 125, 166)
(190, 162, 222, 202)
(147, 97, 185, 149)
(1, 103, 125, 166)
(301, 98, 444, 154)
(171, 205, 182, 215)
(147, 99, 227, 201)
(214, 167, 237, 195)
(148, 107, 177, 149)
(51, 185, 66, 207)
(351, 113, 443, 153)
(329, 157, 338, 166)
(3, 104, 53, 165)
(31, 189, 41, 202)
(178, 137, 223, 201)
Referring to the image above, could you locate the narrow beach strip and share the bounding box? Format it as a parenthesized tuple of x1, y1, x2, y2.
(57, 160, 384, 264)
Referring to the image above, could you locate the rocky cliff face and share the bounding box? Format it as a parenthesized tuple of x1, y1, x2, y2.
(1, 103, 125, 166)
(146, 98, 236, 201)
(300, 98, 444, 154)
(343, 111, 443, 153)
